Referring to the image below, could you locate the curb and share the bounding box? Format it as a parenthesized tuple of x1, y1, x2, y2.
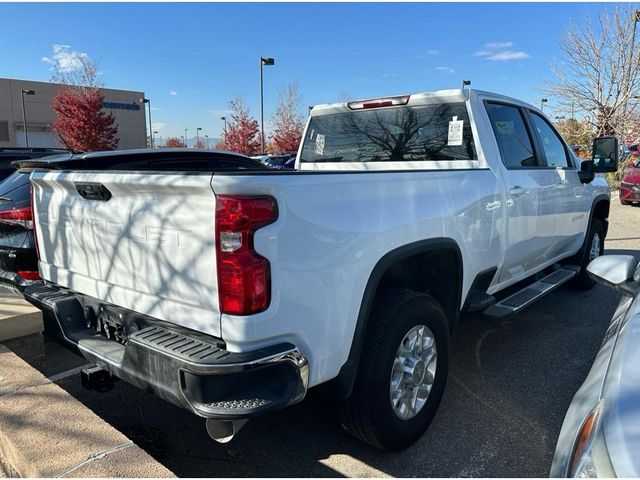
(0, 342, 174, 477)
(0, 287, 42, 343)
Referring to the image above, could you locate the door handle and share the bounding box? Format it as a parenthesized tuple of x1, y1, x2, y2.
(508, 186, 525, 197)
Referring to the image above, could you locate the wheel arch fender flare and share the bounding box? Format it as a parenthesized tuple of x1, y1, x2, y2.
(568, 194, 610, 267)
(324, 238, 463, 399)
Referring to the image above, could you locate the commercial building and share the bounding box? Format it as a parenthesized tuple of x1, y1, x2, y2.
(0, 77, 147, 150)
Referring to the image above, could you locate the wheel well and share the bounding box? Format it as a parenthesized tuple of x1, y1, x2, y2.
(563, 196, 610, 268)
(377, 249, 461, 328)
(323, 239, 462, 400)
(592, 199, 610, 237)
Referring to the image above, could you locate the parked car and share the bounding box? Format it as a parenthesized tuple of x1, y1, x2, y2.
(250, 154, 271, 164)
(263, 153, 297, 169)
(24, 89, 616, 450)
(0, 149, 264, 291)
(619, 159, 640, 205)
(551, 255, 640, 477)
(0, 148, 68, 182)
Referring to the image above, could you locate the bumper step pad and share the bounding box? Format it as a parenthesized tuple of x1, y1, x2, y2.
(131, 326, 230, 364)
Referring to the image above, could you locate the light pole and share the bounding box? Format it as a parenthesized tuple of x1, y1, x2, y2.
(153, 130, 158, 147)
(540, 98, 548, 112)
(184, 128, 188, 148)
(205, 134, 209, 149)
(259, 57, 275, 153)
(196, 127, 202, 148)
(181, 135, 185, 147)
(221, 116, 227, 137)
(140, 98, 153, 148)
(20, 89, 35, 148)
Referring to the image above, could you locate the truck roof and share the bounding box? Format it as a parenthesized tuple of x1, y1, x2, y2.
(309, 88, 537, 115)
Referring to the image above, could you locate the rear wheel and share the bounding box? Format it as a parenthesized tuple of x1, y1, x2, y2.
(573, 218, 604, 290)
(340, 289, 449, 451)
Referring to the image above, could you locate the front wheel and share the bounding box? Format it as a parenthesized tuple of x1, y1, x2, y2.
(340, 289, 449, 451)
(573, 218, 604, 290)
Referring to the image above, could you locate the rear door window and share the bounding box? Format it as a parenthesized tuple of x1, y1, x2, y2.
(486, 103, 538, 168)
(300, 102, 477, 163)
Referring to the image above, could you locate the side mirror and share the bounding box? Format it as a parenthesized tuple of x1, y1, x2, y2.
(587, 255, 639, 292)
(591, 136, 618, 173)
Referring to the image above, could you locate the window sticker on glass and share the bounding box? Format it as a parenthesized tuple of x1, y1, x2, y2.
(447, 116, 463, 146)
(315, 133, 325, 155)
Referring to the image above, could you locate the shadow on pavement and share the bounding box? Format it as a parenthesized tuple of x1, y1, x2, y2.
(37, 281, 622, 478)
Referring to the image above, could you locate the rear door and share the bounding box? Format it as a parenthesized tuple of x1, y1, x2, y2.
(31, 171, 222, 337)
(485, 102, 562, 284)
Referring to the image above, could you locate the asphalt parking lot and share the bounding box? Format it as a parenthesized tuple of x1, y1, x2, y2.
(6, 198, 640, 478)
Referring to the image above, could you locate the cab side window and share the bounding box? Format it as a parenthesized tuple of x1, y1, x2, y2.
(529, 112, 571, 168)
(486, 103, 538, 168)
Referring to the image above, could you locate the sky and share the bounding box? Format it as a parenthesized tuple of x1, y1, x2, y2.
(0, 2, 618, 140)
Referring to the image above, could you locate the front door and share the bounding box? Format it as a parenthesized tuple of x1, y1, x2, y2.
(526, 110, 590, 256)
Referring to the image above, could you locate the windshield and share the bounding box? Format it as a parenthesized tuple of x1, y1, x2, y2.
(300, 102, 476, 164)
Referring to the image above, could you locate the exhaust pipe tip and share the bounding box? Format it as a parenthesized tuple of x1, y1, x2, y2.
(206, 418, 248, 443)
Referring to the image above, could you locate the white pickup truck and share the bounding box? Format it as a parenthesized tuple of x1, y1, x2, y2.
(24, 88, 617, 451)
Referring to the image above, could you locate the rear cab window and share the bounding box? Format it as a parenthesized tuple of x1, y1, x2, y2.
(299, 100, 477, 169)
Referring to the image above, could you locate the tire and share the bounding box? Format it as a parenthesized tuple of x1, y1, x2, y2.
(340, 288, 449, 451)
(573, 218, 604, 290)
(620, 198, 631, 206)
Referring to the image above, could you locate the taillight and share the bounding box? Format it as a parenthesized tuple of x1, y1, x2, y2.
(347, 95, 410, 110)
(17, 270, 41, 281)
(215, 195, 278, 315)
(0, 206, 32, 229)
(30, 185, 41, 260)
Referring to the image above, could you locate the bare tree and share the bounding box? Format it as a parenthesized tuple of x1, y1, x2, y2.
(271, 82, 305, 153)
(556, 118, 595, 149)
(545, 7, 640, 140)
(52, 55, 104, 93)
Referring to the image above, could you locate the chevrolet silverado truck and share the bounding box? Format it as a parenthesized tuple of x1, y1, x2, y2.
(24, 89, 617, 451)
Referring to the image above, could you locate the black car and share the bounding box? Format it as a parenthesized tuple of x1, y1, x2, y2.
(0, 149, 265, 291)
(263, 153, 297, 170)
(0, 148, 69, 182)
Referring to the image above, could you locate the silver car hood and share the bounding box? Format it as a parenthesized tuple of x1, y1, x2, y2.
(550, 293, 638, 477)
(602, 307, 640, 477)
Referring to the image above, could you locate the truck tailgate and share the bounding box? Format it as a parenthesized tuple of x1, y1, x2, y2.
(31, 171, 221, 337)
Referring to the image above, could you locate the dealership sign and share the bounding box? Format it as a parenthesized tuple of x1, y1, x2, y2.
(102, 101, 141, 111)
